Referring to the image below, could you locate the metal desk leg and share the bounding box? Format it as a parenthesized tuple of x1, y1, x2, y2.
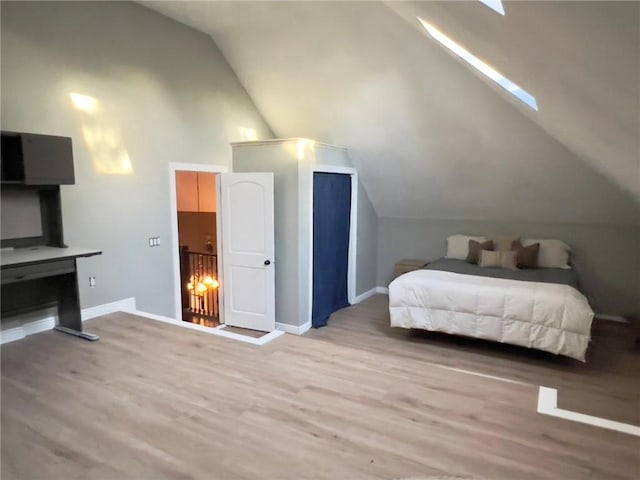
(54, 263, 99, 341)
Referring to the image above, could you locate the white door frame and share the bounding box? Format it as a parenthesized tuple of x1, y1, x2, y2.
(168, 162, 228, 323)
(307, 164, 358, 327)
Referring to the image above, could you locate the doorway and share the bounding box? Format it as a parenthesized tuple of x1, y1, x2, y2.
(175, 170, 220, 327)
(312, 172, 351, 327)
(310, 167, 357, 328)
(169, 163, 284, 345)
(169, 163, 228, 327)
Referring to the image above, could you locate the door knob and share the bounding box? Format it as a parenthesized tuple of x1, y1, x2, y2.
(264, 260, 271, 266)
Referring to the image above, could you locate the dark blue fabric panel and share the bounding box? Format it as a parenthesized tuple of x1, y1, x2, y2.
(312, 172, 351, 328)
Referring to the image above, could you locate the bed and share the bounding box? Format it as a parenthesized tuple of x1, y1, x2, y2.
(389, 258, 594, 361)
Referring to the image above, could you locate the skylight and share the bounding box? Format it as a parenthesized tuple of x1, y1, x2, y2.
(417, 17, 538, 111)
(478, 0, 505, 16)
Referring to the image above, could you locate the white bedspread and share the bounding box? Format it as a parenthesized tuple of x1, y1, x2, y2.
(389, 270, 594, 361)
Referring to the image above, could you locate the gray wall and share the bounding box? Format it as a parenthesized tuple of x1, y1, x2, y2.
(355, 181, 379, 296)
(377, 217, 640, 316)
(1, 1, 273, 317)
(233, 140, 379, 327)
(232, 142, 300, 326)
(144, 1, 640, 225)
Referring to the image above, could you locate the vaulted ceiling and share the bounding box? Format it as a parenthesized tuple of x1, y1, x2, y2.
(142, 1, 639, 225)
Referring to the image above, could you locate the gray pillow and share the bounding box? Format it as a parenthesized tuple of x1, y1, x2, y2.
(512, 240, 540, 269)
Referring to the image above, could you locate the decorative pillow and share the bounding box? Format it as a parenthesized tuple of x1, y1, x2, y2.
(466, 239, 494, 264)
(501, 250, 518, 270)
(445, 234, 487, 260)
(512, 240, 540, 269)
(491, 235, 521, 251)
(522, 238, 571, 269)
(478, 250, 518, 270)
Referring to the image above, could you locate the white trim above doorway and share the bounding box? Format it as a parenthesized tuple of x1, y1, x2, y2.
(168, 162, 228, 326)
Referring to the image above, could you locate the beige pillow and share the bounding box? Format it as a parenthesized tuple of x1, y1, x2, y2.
(445, 234, 487, 260)
(491, 235, 520, 252)
(522, 239, 571, 269)
(478, 250, 518, 270)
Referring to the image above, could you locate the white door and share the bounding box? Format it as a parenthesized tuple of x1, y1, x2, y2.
(220, 173, 275, 332)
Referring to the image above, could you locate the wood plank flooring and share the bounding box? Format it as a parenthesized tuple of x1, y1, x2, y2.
(309, 295, 640, 426)
(2, 295, 638, 480)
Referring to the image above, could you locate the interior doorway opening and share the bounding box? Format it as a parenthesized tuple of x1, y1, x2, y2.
(168, 163, 282, 345)
(175, 170, 221, 328)
(311, 172, 352, 328)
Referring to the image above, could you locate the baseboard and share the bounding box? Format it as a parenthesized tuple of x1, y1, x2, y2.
(130, 309, 174, 323)
(537, 386, 640, 436)
(594, 314, 628, 323)
(0, 327, 27, 344)
(0, 314, 56, 345)
(1, 297, 137, 345)
(22, 316, 57, 336)
(133, 309, 284, 345)
(376, 286, 389, 295)
(353, 287, 378, 304)
(276, 321, 311, 335)
(82, 297, 136, 321)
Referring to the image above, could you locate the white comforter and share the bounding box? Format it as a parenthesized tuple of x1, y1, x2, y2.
(389, 270, 594, 361)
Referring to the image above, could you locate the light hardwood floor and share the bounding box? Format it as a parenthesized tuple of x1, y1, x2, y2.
(309, 295, 640, 426)
(2, 295, 638, 480)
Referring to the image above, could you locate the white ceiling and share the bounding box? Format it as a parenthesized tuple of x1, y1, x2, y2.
(141, 1, 639, 225)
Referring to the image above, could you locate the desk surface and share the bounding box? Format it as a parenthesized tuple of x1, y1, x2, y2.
(1, 246, 102, 267)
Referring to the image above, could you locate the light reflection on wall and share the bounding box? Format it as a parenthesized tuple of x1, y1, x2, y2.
(281, 138, 316, 160)
(237, 126, 258, 141)
(293, 138, 315, 161)
(69, 92, 133, 175)
(297, 138, 316, 160)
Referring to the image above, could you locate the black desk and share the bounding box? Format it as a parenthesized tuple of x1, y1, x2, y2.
(1, 246, 102, 340)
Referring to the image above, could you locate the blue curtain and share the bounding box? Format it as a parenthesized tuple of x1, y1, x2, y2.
(312, 172, 351, 328)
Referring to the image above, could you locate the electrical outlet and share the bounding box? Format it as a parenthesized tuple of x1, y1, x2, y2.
(149, 237, 154, 247)
(89, 276, 96, 288)
(148, 237, 161, 247)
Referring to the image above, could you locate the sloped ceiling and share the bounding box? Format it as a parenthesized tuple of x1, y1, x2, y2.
(141, 1, 639, 225)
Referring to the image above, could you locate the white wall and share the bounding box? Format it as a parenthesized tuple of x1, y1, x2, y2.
(1, 1, 273, 317)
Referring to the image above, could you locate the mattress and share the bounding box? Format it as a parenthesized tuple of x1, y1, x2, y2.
(389, 262, 594, 361)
